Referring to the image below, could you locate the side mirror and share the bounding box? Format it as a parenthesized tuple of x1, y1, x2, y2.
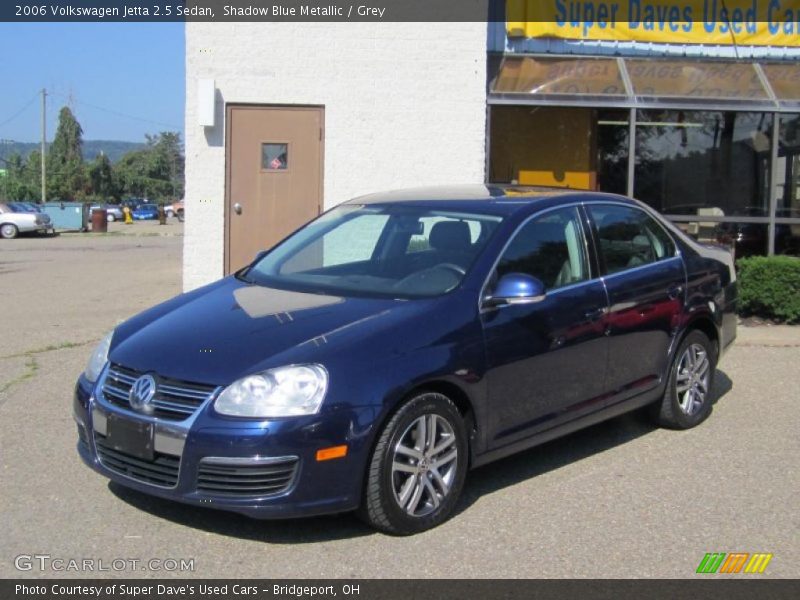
(253, 250, 268, 263)
(483, 273, 546, 308)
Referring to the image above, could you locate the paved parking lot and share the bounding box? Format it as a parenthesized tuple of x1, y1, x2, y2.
(1, 229, 798, 578)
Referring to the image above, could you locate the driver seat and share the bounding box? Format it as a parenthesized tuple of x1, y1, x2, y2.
(429, 221, 472, 267)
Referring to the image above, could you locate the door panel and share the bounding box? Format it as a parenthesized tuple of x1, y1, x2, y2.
(586, 203, 686, 399)
(482, 283, 610, 446)
(602, 260, 685, 397)
(226, 106, 323, 273)
(481, 206, 610, 447)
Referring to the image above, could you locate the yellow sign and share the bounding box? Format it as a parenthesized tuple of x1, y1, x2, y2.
(507, 0, 800, 46)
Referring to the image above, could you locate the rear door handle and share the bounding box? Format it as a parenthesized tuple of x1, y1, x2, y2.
(668, 284, 684, 299)
(584, 307, 607, 322)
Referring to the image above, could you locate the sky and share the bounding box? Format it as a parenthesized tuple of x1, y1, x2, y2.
(0, 22, 184, 143)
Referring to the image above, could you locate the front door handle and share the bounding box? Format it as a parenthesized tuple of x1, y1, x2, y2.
(233, 203, 242, 215)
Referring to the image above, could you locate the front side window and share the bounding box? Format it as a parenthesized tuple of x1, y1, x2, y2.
(496, 207, 590, 291)
(588, 204, 676, 274)
(248, 204, 502, 298)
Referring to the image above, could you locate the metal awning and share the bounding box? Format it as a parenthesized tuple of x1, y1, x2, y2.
(489, 56, 800, 112)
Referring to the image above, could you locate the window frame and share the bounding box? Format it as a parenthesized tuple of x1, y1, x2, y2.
(260, 142, 290, 172)
(584, 202, 680, 277)
(481, 204, 598, 306)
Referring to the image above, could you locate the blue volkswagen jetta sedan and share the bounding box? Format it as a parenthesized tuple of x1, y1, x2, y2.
(74, 186, 737, 534)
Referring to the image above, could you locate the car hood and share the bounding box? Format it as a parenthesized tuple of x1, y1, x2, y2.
(109, 277, 420, 385)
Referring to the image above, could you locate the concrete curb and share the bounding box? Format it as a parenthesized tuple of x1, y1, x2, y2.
(735, 324, 800, 347)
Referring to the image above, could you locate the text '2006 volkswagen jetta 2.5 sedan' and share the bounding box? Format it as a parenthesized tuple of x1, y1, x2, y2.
(74, 186, 736, 535)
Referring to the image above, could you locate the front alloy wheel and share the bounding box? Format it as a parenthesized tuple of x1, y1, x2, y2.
(360, 392, 468, 535)
(391, 414, 458, 517)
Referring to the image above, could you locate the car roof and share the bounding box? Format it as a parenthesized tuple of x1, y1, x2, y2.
(346, 185, 637, 216)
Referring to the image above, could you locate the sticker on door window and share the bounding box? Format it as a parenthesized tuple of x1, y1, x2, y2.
(262, 143, 288, 170)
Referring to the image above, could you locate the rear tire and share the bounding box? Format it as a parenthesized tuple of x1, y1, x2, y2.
(358, 392, 468, 535)
(654, 330, 716, 429)
(1, 223, 19, 239)
(107, 214, 115, 222)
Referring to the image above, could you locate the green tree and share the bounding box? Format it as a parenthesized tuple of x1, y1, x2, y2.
(115, 132, 184, 202)
(88, 152, 118, 201)
(48, 107, 89, 200)
(0, 152, 39, 201)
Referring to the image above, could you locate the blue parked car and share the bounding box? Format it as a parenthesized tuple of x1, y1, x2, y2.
(132, 204, 159, 220)
(74, 186, 737, 534)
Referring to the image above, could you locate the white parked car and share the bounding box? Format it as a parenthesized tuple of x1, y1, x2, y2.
(0, 203, 54, 239)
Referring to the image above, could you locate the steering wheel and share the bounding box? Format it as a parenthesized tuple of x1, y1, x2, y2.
(435, 262, 466, 276)
(393, 263, 466, 291)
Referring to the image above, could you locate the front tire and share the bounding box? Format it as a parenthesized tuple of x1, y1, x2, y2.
(359, 392, 468, 535)
(654, 330, 716, 429)
(1, 223, 19, 239)
(107, 214, 115, 222)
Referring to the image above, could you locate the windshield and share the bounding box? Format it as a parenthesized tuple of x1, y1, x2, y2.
(246, 204, 503, 298)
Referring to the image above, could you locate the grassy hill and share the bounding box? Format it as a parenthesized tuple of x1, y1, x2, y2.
(0, 140, 145, 164)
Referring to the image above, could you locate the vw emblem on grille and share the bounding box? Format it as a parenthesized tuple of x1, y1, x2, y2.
(129, 374, 157, 414)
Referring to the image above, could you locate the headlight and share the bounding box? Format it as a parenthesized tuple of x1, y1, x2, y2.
(214, 364, 328, 418)
(84, 331, 113, 383)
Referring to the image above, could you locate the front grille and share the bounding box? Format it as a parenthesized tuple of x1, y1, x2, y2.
(94, 433, 180, 487)
(197, 457, 298, 497)
(102, 363, 217, 420)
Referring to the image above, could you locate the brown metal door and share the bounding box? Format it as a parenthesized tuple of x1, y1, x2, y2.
(226, 105, 323, 273)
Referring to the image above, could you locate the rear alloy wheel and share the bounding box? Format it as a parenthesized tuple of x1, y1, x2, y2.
(359, 392, 468, 535)
(107, 213, 115, 222)
(654, 330, 716, 429)
(0, 224, 19, 239)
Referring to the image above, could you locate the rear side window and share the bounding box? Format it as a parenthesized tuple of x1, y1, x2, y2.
(588, 205, 676, 275)
(496, 206, 590, 291)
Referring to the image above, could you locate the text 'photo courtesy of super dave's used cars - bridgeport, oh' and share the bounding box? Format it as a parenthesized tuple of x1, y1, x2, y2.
(74, 185, 737, 535)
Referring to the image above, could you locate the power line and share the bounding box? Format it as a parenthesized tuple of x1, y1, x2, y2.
(48, 92, 182, 130)
(0, 94, 39, 131)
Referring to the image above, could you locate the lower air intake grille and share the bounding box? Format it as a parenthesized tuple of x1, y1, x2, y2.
(94, 433, 180, 488)
(197, 457, 299, 497)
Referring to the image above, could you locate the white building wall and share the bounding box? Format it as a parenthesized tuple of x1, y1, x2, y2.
(184, 22, 488, 291)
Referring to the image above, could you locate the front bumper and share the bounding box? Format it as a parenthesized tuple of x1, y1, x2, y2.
(73, 373, 376, 519)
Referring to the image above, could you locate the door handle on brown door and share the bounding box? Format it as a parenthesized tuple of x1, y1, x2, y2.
(233, 203, 242, 215)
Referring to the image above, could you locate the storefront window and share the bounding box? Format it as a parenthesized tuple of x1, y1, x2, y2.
(713, 222, 770, 259)
(633, 111, 772, 218)
(776, 114, 800, 256)
(597, 109, 629, 196)
(488, 106, 628, 194)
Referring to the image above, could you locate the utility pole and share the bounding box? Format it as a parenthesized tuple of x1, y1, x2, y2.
(40, 88, 46, 204)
